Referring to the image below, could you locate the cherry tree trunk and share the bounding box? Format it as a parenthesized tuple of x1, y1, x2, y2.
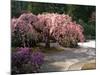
(44, 31, 50, 48)
(45, 36, 50, 48)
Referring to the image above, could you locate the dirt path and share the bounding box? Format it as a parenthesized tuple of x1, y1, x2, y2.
(39, 40, 96, 72)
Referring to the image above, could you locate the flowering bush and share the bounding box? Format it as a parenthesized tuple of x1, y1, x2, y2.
(11, 13, 41, 47)
(36, 13, 73, 47)
(37, 13, 85, 47)
(53, 22, 85, 47)
(11, 47, 44, 74)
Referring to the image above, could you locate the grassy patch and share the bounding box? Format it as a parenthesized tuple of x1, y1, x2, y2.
(11, 45, 64, 53)
(35, 45, 64, 53)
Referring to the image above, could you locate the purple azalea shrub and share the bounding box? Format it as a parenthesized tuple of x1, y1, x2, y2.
(12, 47, 44, 74)
(31, 51, 44, 65)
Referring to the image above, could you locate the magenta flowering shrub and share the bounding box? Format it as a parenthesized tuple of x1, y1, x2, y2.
(35, 13, 73, 47)
(36, 13, 85, 47)
(11, 13, 41, 47)
(52, 22, 85, 47)
(37, 13, 72, 35)
(12, 47, 44, 74)
(31, 51, 44, 65)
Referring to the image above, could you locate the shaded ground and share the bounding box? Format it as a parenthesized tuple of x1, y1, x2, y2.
(39, 40, 96, 72)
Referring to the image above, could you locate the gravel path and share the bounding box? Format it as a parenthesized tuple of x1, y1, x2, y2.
(39, 40, 96, 72)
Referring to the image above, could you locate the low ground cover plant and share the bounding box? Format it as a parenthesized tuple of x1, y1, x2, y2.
(11, 47, 44, 74)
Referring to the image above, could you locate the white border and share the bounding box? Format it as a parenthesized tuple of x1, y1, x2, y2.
(0, 0, 10, 75)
